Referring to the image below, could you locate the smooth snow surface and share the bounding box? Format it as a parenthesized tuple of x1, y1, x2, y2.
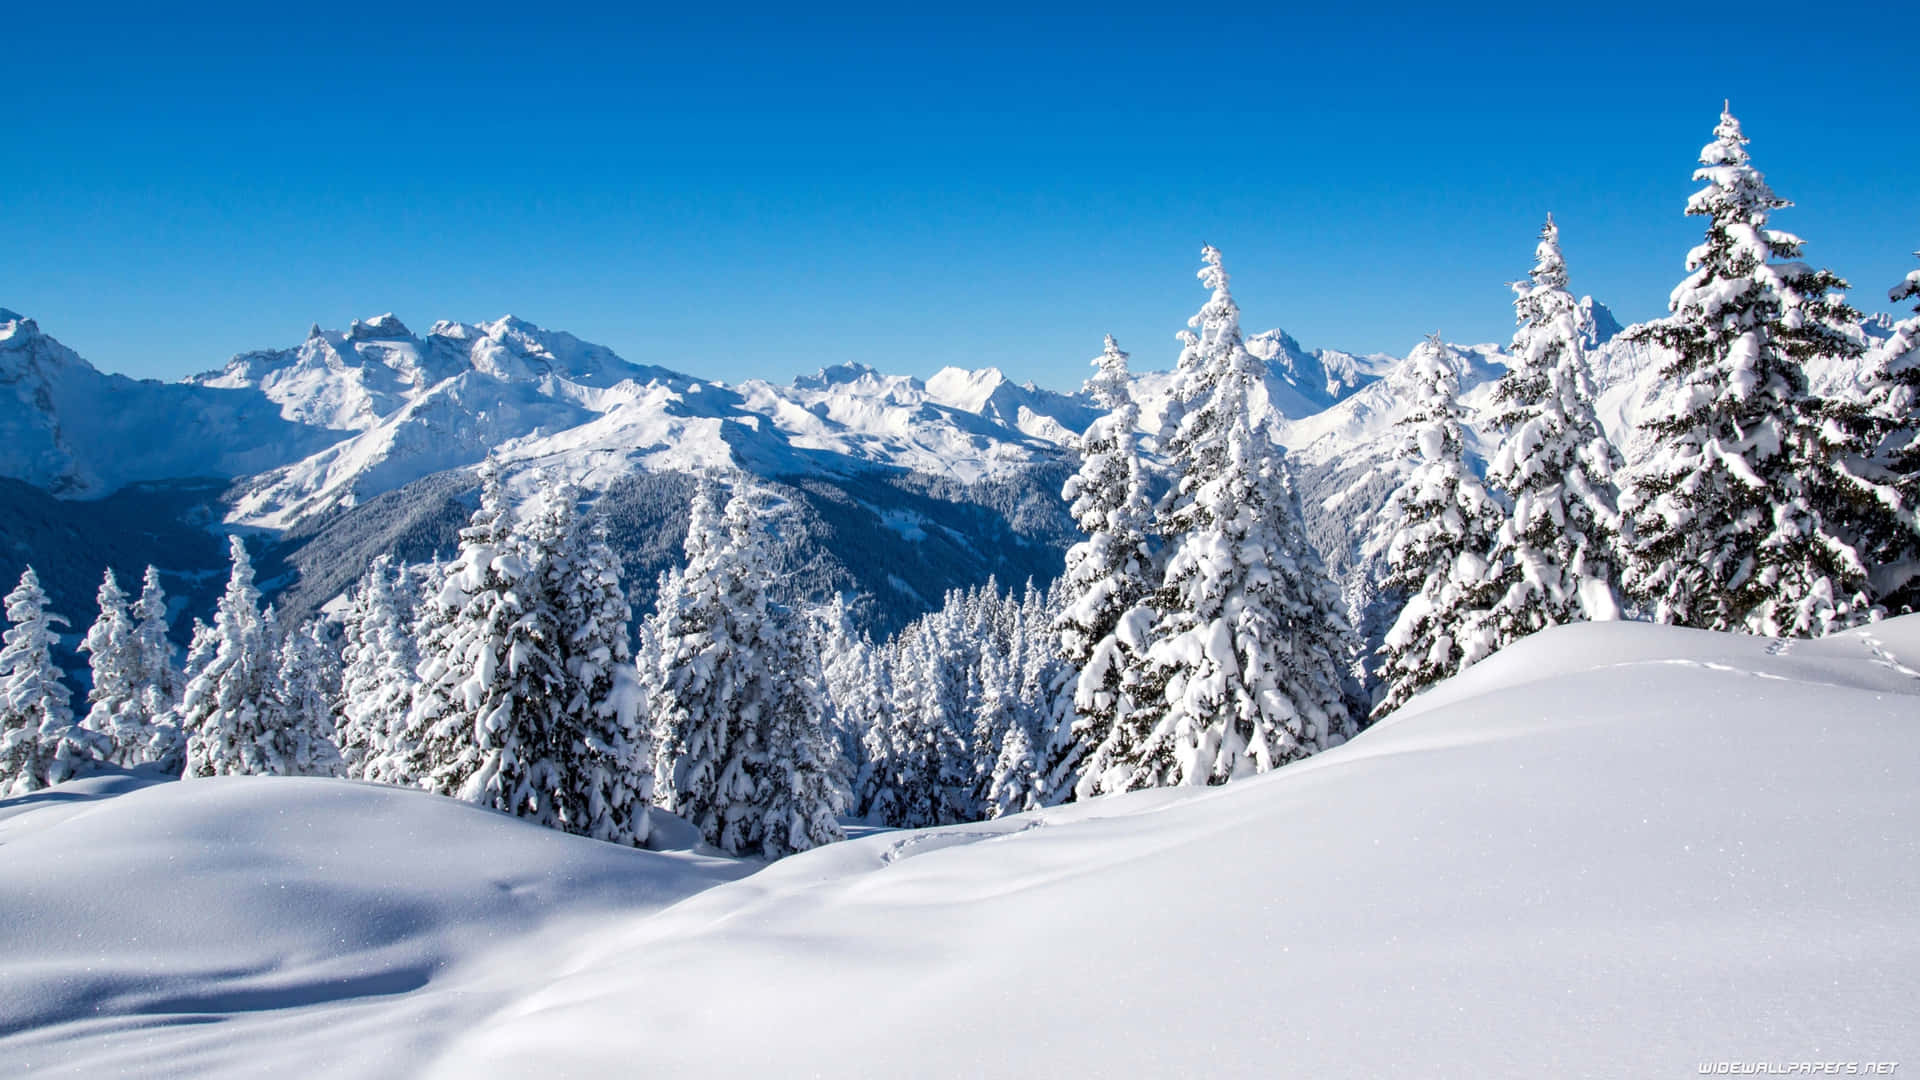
(0, 774, 747, 1077)
(5, 618, 1919, 1077)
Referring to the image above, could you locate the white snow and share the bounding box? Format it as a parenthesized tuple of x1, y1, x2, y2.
(4, 617, 1918, 1076)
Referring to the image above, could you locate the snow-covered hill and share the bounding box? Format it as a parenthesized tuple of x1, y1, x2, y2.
(4, 615, 1915, 1077)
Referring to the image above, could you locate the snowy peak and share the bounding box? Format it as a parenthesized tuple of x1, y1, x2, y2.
(1580, 297, 1624, 346)
(0, 309, 94, 376)
(347, 313, 413, 341)
(1243, 327, 1390, 417)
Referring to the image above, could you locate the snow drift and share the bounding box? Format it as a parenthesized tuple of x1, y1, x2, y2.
(3, 617, 1918, 1077)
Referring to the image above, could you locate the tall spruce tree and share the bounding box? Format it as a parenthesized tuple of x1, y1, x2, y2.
(1375, 335, 1505, 717)
(1120, 246, 1355, 789)
(532, 488, 652, 846)
(1480, 215, 1625, 647)
(649, 479, 842, 856)
(752, 620, 847, 858)
(0, 568, 96, 794)
(1050, 334, 1157, 801)
(403, 459, 568, 818)
(1820, 253, 1920, 613)
(647, 479, 760, 852)
(1621, 104, 1871, 635)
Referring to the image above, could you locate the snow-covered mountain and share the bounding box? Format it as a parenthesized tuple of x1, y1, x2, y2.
(0, 294, 1787, 640)
(0, 311, 339, 496)
(5, 615, 1916, 1076)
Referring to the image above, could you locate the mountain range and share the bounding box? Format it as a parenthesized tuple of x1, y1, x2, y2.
(0, 298, 1893, 644)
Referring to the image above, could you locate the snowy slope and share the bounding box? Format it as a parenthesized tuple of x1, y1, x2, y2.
(5, 617, 1917, 1077)
(0, 774, 748, 1078)
(431, 616, 1920, 1079)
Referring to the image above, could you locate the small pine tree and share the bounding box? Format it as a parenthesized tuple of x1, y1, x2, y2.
(78, 570, 148, 766)
(130, 566, 184, 768)
(1480, 215, 1625, 647)
(0, 568, 97, 794)
(1050, 335, 1156, 801)
(1374, 335, 1505, 717)
(1621, 104, 1871, 635)
(260, 619, 346, 777)
(339, 559, 420, 781)
(181, 538, 292, 777)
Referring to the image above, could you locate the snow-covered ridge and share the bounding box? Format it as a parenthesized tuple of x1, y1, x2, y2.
(4, 615, 1915, 1076)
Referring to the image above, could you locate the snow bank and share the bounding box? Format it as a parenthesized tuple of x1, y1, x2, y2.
(0, 774, 747, 1077)
(436, 616, 1920, 1078)
(5, 617, 1919, 1077)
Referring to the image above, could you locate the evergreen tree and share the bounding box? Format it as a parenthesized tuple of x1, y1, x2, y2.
(891, 624, 973, 825)
(852, 641, 905, 825)
(1120, 246, 1356, 788)
(130, 566, 184, 768)
(402, 459, 568, 818)
(1050, 336, 1156, 800)
(807, 593, 869, 806)
(181, 538, 293, 777)
(649, 478, 844, 856)
(752, 623, 847, 858)
(647, 480, 760, 852)
(1375, 334, 1505, 717)
(533, 489, 651, 846)
(1621, 104, 1871, 635)
(1480, 215, 1625, 647)
(1820, 253, 1920, 613)
(0, 567, 97, 794)
(339, 559, 420, 782)
(78, 570, 147, 766)
(260, 619, 346, 777)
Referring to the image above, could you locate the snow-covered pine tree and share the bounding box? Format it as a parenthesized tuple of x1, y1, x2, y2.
(259, 619, 346, 777)
(403, 459, 567, 820)
(968, 640, 1020, 812)
(532, 488, 651, 846)
(1480, 215, 1626, 648)
(751, 617, 847, 858)
(1116, 246, 1356, 789)
(1817, 253, 1920, 613)
(130, 566, 184, 768)
(1621, 104, 1871, 635)
(1049, 336, 1157, 800)
(78, 569, 146, 766)
(852, 640, 905, 825)
(647, 479, 760, 852)
(338, 558, 420, 781)
(1374, 334, 1505, 718)
(985, 704, 1043, 819)
(888, 620, 973, 827)
(181, 537, 297, 777)
(0, 567, 98, 795)
(1016, 580, 1076, 806)
(649, 478, 845, 856)
(807, 592, 868, 804)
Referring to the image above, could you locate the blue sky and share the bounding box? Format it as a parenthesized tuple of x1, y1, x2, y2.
(8, 7, 1916, 390)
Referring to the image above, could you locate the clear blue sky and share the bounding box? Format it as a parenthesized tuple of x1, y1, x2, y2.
(8, 6, 1916, 391)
